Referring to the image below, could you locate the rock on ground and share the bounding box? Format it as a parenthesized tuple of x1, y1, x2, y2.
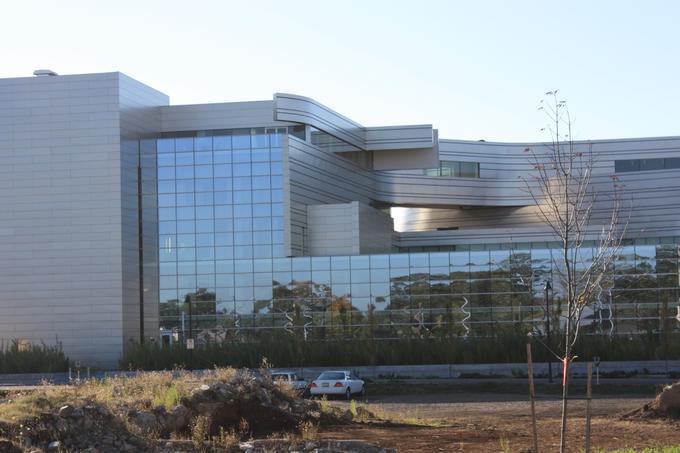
(0, 439, 23, 453)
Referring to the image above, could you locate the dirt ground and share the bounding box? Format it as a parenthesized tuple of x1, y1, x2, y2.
(320, 391, 680, 452)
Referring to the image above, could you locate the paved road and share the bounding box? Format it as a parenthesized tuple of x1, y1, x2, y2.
(0, 369, 675, 390)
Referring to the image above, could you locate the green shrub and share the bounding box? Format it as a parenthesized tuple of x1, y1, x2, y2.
(152, 385, 181, 409)
(120, 327, 680, 371)
(0, 340, 70, 373)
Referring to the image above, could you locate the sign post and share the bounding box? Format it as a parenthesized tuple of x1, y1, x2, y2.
(186, 338, 195, 370)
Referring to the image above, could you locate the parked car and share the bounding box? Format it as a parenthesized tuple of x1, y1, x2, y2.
(271, 371, 309, 395)
(310, 370, 364, 399)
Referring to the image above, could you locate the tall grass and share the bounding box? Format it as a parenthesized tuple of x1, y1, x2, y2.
(0, 340, 70, 373)
(152, 384, 181, 408)
(120, 328, 680, 370)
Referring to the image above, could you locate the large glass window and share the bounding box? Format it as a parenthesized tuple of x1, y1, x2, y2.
(615, 157, 680, 173)
(423, 161, 480, 178)
(154, 132, 680, 340)
(157, 129, 287, 319)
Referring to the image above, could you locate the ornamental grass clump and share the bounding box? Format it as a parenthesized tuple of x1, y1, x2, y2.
(0, 340, 70, 374)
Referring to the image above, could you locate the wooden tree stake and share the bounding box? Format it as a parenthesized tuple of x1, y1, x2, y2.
(527, 343, 539, 453)
(585, 362, 593, 452)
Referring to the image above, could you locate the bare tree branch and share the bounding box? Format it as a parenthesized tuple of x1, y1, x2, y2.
(521, 92, 630, 453)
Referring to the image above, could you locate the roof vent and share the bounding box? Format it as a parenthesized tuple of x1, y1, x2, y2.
(33, 69, 58, 77)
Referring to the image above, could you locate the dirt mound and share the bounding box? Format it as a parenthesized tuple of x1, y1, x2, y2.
(181, 373, 321, 434)
(624, 381, 680, 420)
(126, 369, 334, 437)
(1, 369, 349, 451)
(1, 402, 148, 452)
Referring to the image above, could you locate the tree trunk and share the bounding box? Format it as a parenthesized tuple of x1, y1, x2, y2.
(559, 357, 569, 452)
(560, 305, 572, 453)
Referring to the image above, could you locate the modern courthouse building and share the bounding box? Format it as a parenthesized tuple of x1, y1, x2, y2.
(1, 71, 679, 367)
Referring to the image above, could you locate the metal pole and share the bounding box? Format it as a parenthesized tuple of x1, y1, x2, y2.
(186, 294, 193, 370)
(186, 294, 193, 340)
(545, 280, 553, 383)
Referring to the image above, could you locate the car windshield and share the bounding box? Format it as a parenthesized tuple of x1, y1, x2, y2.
(271, 374, 288, 380)
(317, 372, 345, 380)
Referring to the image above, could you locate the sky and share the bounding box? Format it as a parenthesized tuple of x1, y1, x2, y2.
(1, 0, 678, 142)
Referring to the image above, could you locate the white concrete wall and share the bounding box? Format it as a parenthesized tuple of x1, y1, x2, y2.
(358, 203, 394, 254)
(307, 202, 393, 256)
(160, 101, 290, 131)
(307, 203, 359, 256)
(287, 136, 374, 256)
(0, 72, 167, 368)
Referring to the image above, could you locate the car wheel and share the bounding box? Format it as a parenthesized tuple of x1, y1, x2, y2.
(359, 386, 365, 398)
(345, 387, 352, 400)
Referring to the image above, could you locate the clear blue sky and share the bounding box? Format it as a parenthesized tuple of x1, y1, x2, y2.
(1, 0, 678, 142)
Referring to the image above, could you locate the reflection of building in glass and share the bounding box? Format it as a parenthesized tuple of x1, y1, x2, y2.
(1, 71, 679, 366)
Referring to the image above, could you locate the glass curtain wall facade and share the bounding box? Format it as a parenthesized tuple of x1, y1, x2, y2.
(155, 129, 286, 324)
(151, 130, 680, 341)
